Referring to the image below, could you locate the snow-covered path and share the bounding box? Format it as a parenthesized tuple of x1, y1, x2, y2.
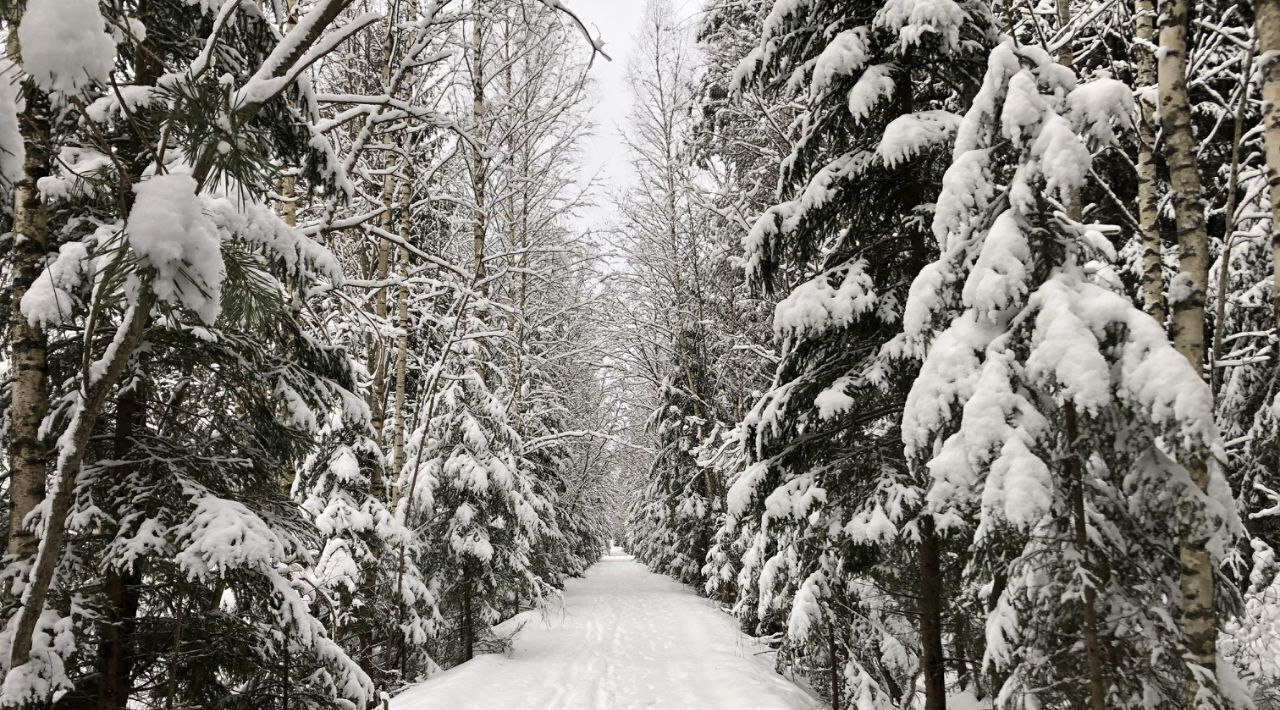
(390, 555, 822, 710)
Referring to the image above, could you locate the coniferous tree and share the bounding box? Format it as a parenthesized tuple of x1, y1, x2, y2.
(901, 40, 1240, 708)
(715, 0, 996, 705)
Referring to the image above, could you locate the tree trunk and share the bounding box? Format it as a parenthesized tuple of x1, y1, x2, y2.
(503, 21, 527, 437)
(1050, 12, 1110, 699)
(952, 617, 983, 699)
(180, 583, 224, 705)
(95, 13, 161, 702)
(471, 13, 488, 294)
(919, 516, 946, 710)
(368, 7, 400, 499)
(4, 26, 53, 563)
(1135, 0, 1164, 324)
(391, 177, 411, 475)
(1054, 0, 1074, 69)
(370, 167, 394, 436)
(95, 566, 140, 710)
(461, 575, 474, 662)
(1157, 0, 1220, 704)
(279, 172, 297, 227)
(892, 65, 946, 710)
(1258, 0, 1280, 476)
(1066, 406, 1107, 710)
(818, 617, 839, 710)
(96, 387, 147, 710)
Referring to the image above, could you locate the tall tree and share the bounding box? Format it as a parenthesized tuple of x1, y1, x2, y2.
(1158, 0, 1229, 700)
(715, 0, 995, 705)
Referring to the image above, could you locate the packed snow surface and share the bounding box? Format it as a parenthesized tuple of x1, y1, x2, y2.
(391, 555, 822, 710)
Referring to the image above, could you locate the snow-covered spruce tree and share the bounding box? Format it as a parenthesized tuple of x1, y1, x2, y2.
(301, 2, 466, 687)
(899, 40, 1241, 708)
(66, 279, 377, 709)
(545, 379, 621, 579)
(294, 394, 440, 689)
(518, 354, 615, 587)
(411, 303, 550, 665)
(521, 416, 589, 587)
(717, 0, 996, 705)
(0, 0, 387, 704)
(630, 350, 718, 586)
(692, 0, 791, 613)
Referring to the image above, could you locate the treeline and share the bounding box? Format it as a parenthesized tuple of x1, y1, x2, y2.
(0, 0, 625, 708)
(621, 0, 1280, 708)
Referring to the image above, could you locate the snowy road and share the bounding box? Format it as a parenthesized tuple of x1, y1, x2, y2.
(390, 555, 822, 710)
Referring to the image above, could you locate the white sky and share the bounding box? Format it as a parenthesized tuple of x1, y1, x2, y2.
(569, 0, 701, 231)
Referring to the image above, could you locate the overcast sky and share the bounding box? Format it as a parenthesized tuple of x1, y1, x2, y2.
(569, 0, 700, 230)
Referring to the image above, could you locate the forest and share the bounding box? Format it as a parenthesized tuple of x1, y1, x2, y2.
(0, 0, 1277, 707)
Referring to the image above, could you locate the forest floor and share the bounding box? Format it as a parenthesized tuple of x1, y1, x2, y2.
(389, 555, 823, 709)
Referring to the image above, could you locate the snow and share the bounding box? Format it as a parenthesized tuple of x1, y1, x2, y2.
(84, 86, 158, 124)
(127, 173, 225, 324)
(810, 28, 869, 98)
(847, 64, 895, 122)
(874, 0, 965, 51)
(390, 556, 822, 710)
(0, 610, 76, 705)
(961, 210, 1030, 320)
(931, 147, 995, 251)
(1023, 113, 1090, 206)
(1000, 71, 1048, 147)
(787, 572, 823, 640)
(903, 319, 982, 446)
(312, 490, 373, 540)
(878, 110, 962, 167)
(953, 44, 1020, 154)
(986, 433, 1053, 529)
(232, 5, 381, 110)
(1067, 78, 1134, 147)
(742, 152, 875, 281)
(1024, 277, 1114, 412)
(1028, 273, 1219, 449)
(275, 378, 318, 431)
(22, 240, 90, 327)
(726, 462, 769, 517)
(0, 59, 24, 187)
(984, 589, 1020, 669)
(18, 0, 116, 95)
(763, 474, 825, 521)
(843, 504, 897, 543)
(773, 260, 877, 339)
(38, 147, 114, 202)
(203, 194, 344, 284)
(814, 376, 855, 419)
(175, 495, 286, 580)
(330, 446, 362, 482)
